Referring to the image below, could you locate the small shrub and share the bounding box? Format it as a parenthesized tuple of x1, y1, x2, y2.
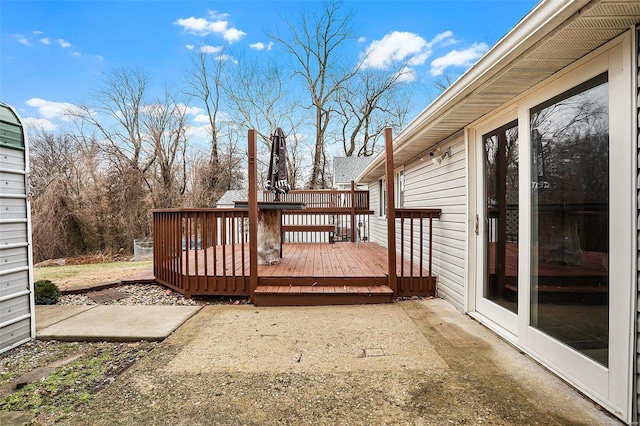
(34, 280, 61, 305)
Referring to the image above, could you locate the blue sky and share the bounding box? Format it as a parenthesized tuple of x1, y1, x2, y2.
(1, 0, 537, 138)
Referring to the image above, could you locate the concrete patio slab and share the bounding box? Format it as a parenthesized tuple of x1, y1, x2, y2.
(35, 305, 96, 331)
(0, 411, 32, 426)
(66, 300, 621, 425)
(36, 305, 202, 342)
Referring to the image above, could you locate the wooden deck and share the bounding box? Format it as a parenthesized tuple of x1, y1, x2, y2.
(153, 130, 440, 306)
(154, 242, 434, 305)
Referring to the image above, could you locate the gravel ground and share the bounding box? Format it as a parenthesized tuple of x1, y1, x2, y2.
(1, 283, 227, 425)
(59, 284, 250, 306)
(0, 339, 157, 425)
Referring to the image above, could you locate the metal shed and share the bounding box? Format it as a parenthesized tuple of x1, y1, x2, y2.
(0, 102, 35, 354)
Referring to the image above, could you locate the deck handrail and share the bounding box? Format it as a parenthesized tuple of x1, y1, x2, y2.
(262, 188, 370, 211)
(394, 208, 442, 296)
(153, 209, 251, 297)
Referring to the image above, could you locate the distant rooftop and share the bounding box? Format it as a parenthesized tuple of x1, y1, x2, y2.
(333, 157, 373, 186)
(216, 189, 264, 207)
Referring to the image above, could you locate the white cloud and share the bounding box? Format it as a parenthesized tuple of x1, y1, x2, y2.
(174, 10, 246, 44)
(22, 117, 57, 132)
(430, 42, 488, 76)
(395, 67, 417, 83)
(186, 44, 195, 50)
(176, 103, 203, 116)
(33, 30, 43, 35)
(358, 36, 366, 43)
(361, 30, 455, 70)
(25, 98, 82, 119)
(216, 55, 238, 64)
(72, 52, 81, 57)
(10, 34, 31, 46)
(221, 27, 246, 44)
(185, 123, 212, 141)
(175, 17, 210, 34)
(429, 30, 455, 46)
(193, 113, 211, 124)
(57, 38, 72, 48)
(362, 31, 427, 69)
(200, 44, 222, 54)
(40, 38, 51, 45)
(249, 41, 273, 51)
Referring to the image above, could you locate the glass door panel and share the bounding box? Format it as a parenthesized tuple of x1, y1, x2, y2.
(530, 74, 609, 366)
(483, 121, 519, 314)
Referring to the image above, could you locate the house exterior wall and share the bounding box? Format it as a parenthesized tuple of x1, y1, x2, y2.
(367, 132, 467, 312)
(368, 182, 388, 246)
(0, 103, 34, 354)
(634, 25, 640, 424)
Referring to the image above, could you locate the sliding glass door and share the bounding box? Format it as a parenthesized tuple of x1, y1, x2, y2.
(530, 74, 609, 367)
(471, 38, 632, 421)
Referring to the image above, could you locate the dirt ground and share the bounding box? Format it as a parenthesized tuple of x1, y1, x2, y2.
(33, 259, 152, 291)
(62, 299, 618, 426)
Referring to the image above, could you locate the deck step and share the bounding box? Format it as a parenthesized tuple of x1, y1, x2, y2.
(253, 285, 394, 307)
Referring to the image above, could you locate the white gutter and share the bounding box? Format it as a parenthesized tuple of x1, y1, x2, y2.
(357, 0, 590, 182)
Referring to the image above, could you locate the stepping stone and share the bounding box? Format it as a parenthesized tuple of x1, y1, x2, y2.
(87, 288, 129, 304)
(0, 411, 32, 426)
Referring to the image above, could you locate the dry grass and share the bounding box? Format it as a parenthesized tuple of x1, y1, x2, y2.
(34, 260, 153, 290)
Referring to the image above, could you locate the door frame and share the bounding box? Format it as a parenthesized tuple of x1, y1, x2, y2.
(466, 33, 634, 421)
(468, 110, 520, 339)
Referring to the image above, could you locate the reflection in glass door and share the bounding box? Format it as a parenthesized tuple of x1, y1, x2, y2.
(530, 74, 609, 366)
(483, 121, 519, 314)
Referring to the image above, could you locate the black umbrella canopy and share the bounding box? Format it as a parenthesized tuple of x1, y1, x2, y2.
(265, 127, 291, 201)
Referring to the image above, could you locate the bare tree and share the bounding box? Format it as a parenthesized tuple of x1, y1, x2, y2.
(185, 50, 225, 164)
(183, 122, 245, 207)
(28, 128, 110, 261)
(69, 67, 191, 245)
(142, 86, 189, 208)
(184, 50, 228, 197)
(223, 52, 308, 189)
(73, 68, 153, 176)
(336, 66, 412, 157)
(270, 0, 359, 188)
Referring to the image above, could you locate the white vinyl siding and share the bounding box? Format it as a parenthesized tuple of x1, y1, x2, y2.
(403, 134, 467, 312)
(366, 133, 467, 312)
(635, 27, 639, 425)
(369, 182, 388, 244)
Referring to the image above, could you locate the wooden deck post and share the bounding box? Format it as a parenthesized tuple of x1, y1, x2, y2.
(350, 180, 356, 242)
(384, 128, 397, 294)
(248, 129, 259, 300)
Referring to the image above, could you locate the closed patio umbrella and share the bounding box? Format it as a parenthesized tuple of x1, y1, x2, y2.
(265, 127, 291, 201)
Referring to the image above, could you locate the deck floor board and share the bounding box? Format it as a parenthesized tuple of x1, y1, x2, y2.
(180, 242, 429, 278)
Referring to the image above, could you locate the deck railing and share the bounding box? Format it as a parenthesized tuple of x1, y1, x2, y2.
(153, 208, 251, 297)
(281, 213, 370, 243)
(263, 182, 372, 243)
(394, 208, 442, 296)
(262, 188, 370, 211)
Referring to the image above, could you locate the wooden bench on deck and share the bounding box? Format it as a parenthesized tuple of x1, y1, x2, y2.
(282, 224, 336, 243)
